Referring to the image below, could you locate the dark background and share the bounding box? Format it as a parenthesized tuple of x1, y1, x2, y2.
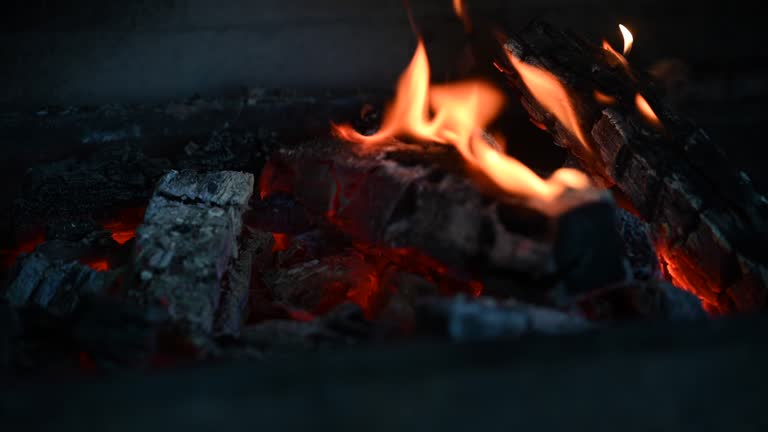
(1, 0, 766, 191)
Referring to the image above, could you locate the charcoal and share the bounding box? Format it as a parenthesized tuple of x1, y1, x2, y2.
(234, 303, 369, 355)
(377, 272, 439, 334)
(130, 170, 254, 334)
(274, 228, 348, 268)
(246, 193, 314, 234)
(502, 21, 768, 312)
(615, 207, 660, 281)
(415, 295, 591, 342)
(263, 252, 375, 314)
(5, 251, 113, 316)
(576, 280, 707, 321)
(11, 143, 169, 239)
(214, 228, 274, 337)
(272, 137, 630, 304)
(71, 295, 169, 369)
(45, 218, 102, 242)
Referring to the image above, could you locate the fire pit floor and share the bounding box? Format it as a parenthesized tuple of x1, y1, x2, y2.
(2, 315, 767, 432)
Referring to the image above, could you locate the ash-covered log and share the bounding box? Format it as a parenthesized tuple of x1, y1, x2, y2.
(129, 170, 254, 334)
(263, 137, 630, 305)
(5, 251, 114, 316)
(501, 21, 768, 313)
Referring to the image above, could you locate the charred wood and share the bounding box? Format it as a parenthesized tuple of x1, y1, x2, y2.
(502, 21, 768, 312)
(129, 170, 254, 334)
(267, 137, 630, 305)
(5, 251, 114, 316)
(415, 295, 591, 342)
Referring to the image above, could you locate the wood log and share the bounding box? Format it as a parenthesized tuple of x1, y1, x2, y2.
(265, 137, 630, 304)
(129, 170, 254, 334)
(501, 21, 768, 313)
(415, 295, 591, 341)
(5, 250, 114, 316)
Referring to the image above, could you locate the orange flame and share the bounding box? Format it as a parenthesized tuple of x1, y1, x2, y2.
(635, 93, 662, 127)
(505, 53, 592, 155)
(334, 42, 590, 202)
(594, 90, 616, 105)
(619, 24, 633, 56)
(602, 40, 630, 69)
(452, 0, 471, 31)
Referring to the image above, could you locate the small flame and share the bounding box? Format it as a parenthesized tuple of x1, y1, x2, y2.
(594, 90, 616, 105)
(619, 24, 633, 56)
(452, 0, 463, 16)
(452, 0, 471, 32)
(334, 42, 590, 202)
(635, 93, 662, 127)
(602, 40, 629, 69)
(506, 53, 592, 155)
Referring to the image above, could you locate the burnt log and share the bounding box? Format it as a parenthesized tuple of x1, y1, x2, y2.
(214, 227, 274, 337)
(415, 295, 591, 342)
(265, 137, 630, 305)
(129, 170, 254, 334)
(502, 21, 768, 313)
(5, 250, 114, 316)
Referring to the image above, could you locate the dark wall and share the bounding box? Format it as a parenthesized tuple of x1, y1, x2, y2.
(1, 0, 766, 107)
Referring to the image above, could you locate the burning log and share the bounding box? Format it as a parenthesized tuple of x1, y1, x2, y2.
(264, 137, 630, 305)
(501, 21, 768, 313)
(129, 170, 254, 334)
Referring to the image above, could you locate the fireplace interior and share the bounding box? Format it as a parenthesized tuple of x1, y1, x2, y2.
(1, 0, 767, 430)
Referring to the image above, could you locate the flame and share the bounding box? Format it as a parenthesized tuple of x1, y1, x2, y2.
(334, 42, 589, 202)
(506, 53, 592, 155)
(635, 93, 662, 127)
(452, 0, 463, 16)
(594, 90, 616, 105)
(602, 40, 630, 69)
(452, 0, 471, 31)
(619, 24, 633, 56)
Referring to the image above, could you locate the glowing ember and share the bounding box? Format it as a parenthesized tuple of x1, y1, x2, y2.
(506, 53, 592, 155)
(103, 222, 138, 245)
(334, 42, 590, 202)
(1, 232, 45, 268)
(272, 233, 290, 252)
(619, 24, 634, 56)
(81, 258, 110, 272)
(656, 245, 719, 315)
(635, 93, 662, 127)
(101, 206, 146, 245)
(594, 90, 616, 105)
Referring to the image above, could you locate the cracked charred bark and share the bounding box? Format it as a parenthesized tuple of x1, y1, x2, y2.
(129, 170, 254, 334)
(501, 21, 768, 313)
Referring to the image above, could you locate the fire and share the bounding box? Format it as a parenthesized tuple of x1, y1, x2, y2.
(635, 93, 662, 127)
(602, 40, 630, 69)
(453, 0, 471, 31)
(594, 90, 616, 105)
(333, 41, 590, 202)
(506, 53, 592, 154)
(452, 0, 463, 16)
(619, 24, 634, 56)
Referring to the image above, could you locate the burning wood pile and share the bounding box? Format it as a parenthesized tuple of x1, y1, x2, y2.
(2, 8, 765, 375)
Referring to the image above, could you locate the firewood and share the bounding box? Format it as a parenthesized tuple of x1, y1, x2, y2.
(129, 170, 254, 334)
(501, 21, 768, 312)
(5, 250, 114, 316)
(265, 137, 630, 304)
